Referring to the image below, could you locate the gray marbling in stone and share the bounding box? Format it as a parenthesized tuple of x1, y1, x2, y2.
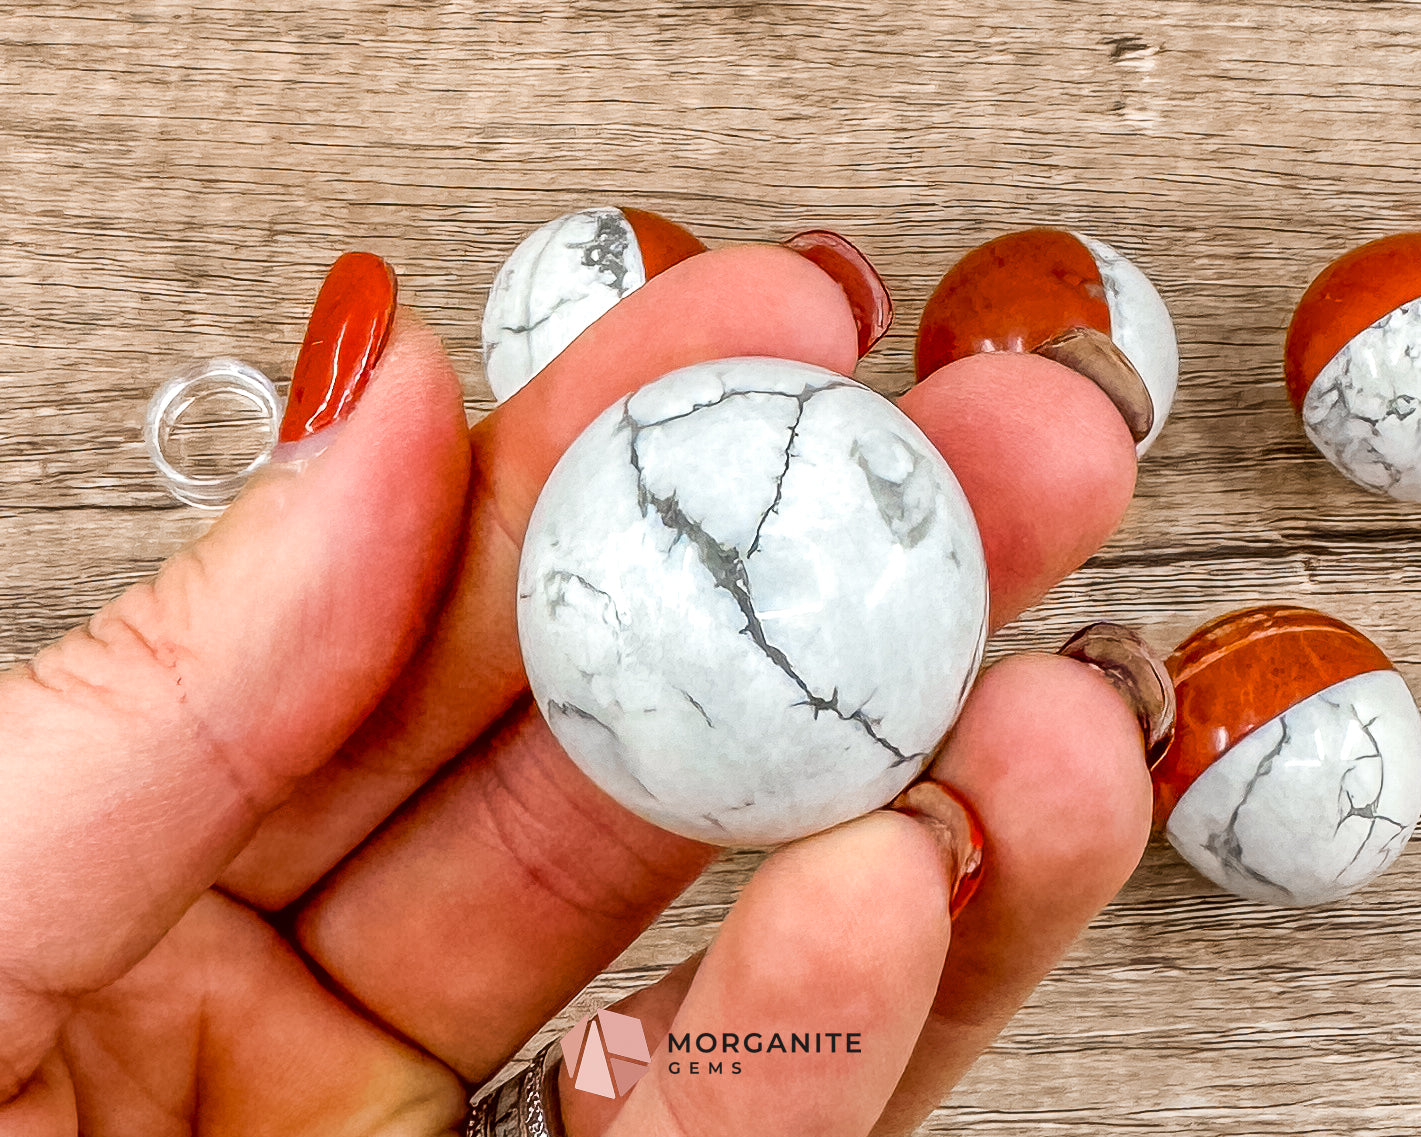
(517, 357, 989, 845)
(482, 207, 646, 402)
(1166, 669, 1421, 906)
(1302, 298, 1421, 501)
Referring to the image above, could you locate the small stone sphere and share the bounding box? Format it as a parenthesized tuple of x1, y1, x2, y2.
(1284, 233, 1421, 501)
(482, 206, 705, 402)
(1156, 605, 1421, 906)
(517, 356, 989, 845)
(915, 228, 1178, 455)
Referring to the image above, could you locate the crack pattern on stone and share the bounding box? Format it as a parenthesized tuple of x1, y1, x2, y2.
(1304, 298, 1421, 499)
(746, 391, 811, 558)
(1321, 696, 1412, 878)
(495, 291, 586, 338)
(677, 686, 714, 727)
(619, 385, 925, 769)
(541, 569, 624, 624)
(1202, 720, 1298, 902)
(569, 210, 633, 295)
(547, 699, 659, 802)
(547, 699, 615, 734)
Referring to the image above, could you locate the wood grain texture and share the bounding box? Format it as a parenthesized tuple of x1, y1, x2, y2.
(5, 0, 1421, 1131)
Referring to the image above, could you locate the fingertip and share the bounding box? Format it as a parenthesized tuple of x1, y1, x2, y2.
(931, 651, 1153, 917)
(869, 651, 1154, 1134)
(754, 811, 955, 962)
(899, 352, 1137, 628)
(606, 812, 952, 1137)
(722, 810, 956, 1036)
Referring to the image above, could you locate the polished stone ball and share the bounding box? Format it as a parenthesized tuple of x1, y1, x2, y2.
(517, 356, 989, 845)
(1156, 605, 1421, 906)
(481, 206, 704, 402)
(916, 227, 1178, 456)
(1285, 233, 1421, 501)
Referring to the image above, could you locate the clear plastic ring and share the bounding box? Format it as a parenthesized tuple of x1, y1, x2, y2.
(144, 358, 282, 509)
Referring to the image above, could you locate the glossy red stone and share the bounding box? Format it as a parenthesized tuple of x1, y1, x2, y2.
(1153, 605, 1393, 828)
(280, 251, 398, 443)
(621, 207, 707, 279)
(1284, 233, 1421, 411)
(915, 228, 1110, 382)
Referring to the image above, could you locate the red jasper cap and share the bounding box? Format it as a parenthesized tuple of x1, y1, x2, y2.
(1284, 232, 1421, 411)
(1153, 605, 1394, 829)
(916, 228, 1110, 382)
(621, 207, 707, 278)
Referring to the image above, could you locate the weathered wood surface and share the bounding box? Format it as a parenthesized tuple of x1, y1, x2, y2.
(5, 0, 1421, 1131)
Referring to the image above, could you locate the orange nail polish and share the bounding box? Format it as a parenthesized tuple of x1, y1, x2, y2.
(783, 229, 894, 358)
(279, 252, 398, 444)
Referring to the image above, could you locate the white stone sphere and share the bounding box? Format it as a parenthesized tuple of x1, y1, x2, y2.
(1166, 669, 1421, 906)
(482, 207, 647, 403)
(517, 356, 989, 845)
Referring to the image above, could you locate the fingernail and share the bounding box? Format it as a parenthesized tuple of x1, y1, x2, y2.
(1058, 621, 1176, 768)
(890, 780, 985, 918)
(277, 251, 398, 448)
(782, 229, 894, 357)
(1033, 326, 1154, 444)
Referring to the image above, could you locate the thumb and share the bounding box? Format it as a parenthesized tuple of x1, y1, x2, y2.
(0, 254, 470, 1100)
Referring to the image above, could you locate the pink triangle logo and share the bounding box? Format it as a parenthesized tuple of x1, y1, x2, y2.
(561, 1009, 652, 1099)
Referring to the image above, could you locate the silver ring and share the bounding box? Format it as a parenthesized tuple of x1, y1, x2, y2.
(466, 1040, 566, 1137)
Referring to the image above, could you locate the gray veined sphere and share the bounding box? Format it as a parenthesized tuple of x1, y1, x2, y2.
(1155, 606, 1421, 907)
(482, 206, 705, 402)
(517, 357, 989, 845)
(1285, 233, 1421, 501)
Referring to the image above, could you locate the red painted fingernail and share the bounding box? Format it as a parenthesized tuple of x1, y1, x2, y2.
(890, 780, 985, 919)
(278, 251, 398, 444)
(783, 229, 894, 357)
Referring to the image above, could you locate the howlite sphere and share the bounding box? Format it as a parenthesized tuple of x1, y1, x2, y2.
(482, 206, 705, 402)
(517, 356, 989, 845)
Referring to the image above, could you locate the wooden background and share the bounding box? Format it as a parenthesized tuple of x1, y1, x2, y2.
(5, 0, 1421, 1131)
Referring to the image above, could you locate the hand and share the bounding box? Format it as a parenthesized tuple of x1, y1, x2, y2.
(1, 244, 1152, 1135)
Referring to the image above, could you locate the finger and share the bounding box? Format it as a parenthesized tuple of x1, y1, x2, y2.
(295, 700, 717, 1083)
(0, 1051, 75, 1136)
(560, 652, 1150, 1137)
(57, 892, 463, 1135)
(871, 652, 1153, 1135)
(224, 244, 863, 909)
(0, 281, 471, 1094)
(592, 811, 958, 1137)
(899, 352, 1138, 629)
(558, 954, 705, 1137)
